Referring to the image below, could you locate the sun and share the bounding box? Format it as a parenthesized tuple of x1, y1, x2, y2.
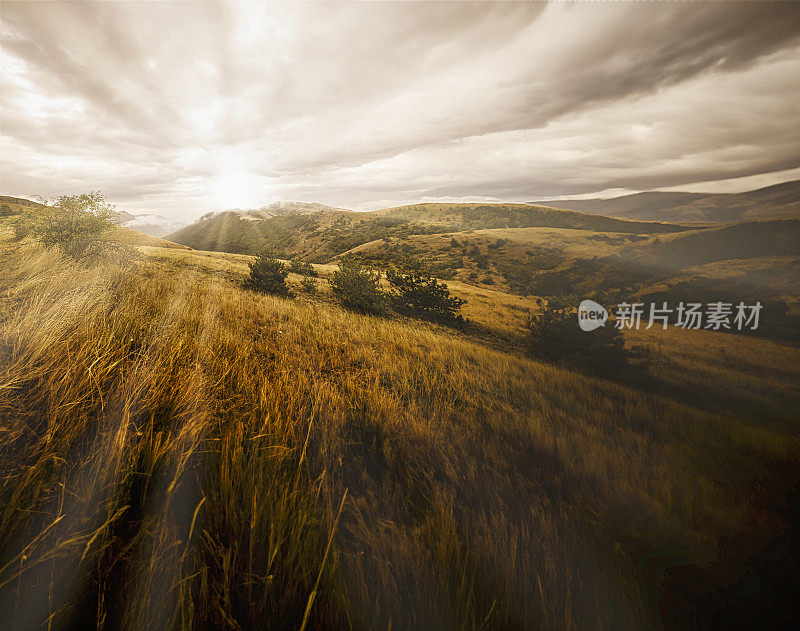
(209, 171, 267, 209)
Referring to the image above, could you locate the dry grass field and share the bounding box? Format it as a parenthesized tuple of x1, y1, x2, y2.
(1, 228, 798, 630)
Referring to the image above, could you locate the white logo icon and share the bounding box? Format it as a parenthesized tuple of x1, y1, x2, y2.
(578, 300, 608, 331)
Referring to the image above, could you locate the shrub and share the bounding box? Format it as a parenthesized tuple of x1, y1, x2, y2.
(290, 258, 317, 276)
(386, 268, 465, 325)
(329, 256, 386, 314)
(245, 250, 292, 297)
(300, 275, 318, 294)
(14, 191, 116, 259)
(0, 204, 15, 217)
(524, 295, 629, 374)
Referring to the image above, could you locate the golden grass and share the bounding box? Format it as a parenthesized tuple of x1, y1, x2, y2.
(1, 235, 798, 629)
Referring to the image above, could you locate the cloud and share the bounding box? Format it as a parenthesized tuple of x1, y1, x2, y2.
(1, 1, 798, 216)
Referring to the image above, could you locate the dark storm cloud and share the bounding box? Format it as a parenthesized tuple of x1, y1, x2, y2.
(1, 1, 798, 215)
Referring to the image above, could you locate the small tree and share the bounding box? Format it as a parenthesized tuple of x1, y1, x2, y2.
(300, 275, 318, 294)
(289, 259, 317, 277)
(386, 268, 465, 325)
(14, 191, 115, 259)
(329, 255, 386, 314)
(524, 295, 629, 374)
(245, 250, 292, 297)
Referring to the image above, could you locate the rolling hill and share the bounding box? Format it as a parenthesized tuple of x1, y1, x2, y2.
(532, 179, 800, 223)
(620, 218, 800, 269)
(370, 202, 691, 232)
(0, 195, 47, 213)
(338, 217, 800, 341)
(166, 202, 693, 261)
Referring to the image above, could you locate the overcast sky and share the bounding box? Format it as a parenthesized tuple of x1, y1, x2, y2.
(2, 1, 799, 218)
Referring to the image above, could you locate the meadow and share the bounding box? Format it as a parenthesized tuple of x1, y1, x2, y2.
(1, 228, 798, 629)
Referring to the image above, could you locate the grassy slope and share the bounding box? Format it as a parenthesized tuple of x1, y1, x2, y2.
(111, 226, 190, 249)
(633, 256, 800, 302)
(1, 234, 798, 629)
(138, 244, 540, 336)
(620, 218, 800, 268)
(0, 196, 48, 212)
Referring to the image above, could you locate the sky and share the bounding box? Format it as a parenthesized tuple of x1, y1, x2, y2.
(2, 1, 799, 219)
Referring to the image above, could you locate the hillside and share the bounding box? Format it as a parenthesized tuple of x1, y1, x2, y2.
(166, 203, 692, 261)
(0, 195, 47, 212)
(532, 179, 800, 223)
(343, 219, 800, 317)
(633, 256, 800, 304)
(2, 231, 799, 629)
(165, 202, 800, 341)
(8, 195, 797, 331)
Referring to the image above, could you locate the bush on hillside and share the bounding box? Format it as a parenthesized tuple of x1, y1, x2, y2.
(300, 275, 318, 294)
(386, 268, 466, 326)
(13, 191, 116, 259)
(290, 258, 317, 276)
(0, 204, 15, 217)
(386, 269, 466, 325)
(524, 295, 630, 374)
(329, 255, 386, 315)
(245, 250, 292, 297)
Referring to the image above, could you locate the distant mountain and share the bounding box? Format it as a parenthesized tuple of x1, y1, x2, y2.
(220, 201, 353, 222)
(531, 180, 800, 223)
(109, 209, 136, 225)
(120, 213, 191, 238)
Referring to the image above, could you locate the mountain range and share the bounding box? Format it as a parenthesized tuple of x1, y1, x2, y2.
(531, 179, 800, 223)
